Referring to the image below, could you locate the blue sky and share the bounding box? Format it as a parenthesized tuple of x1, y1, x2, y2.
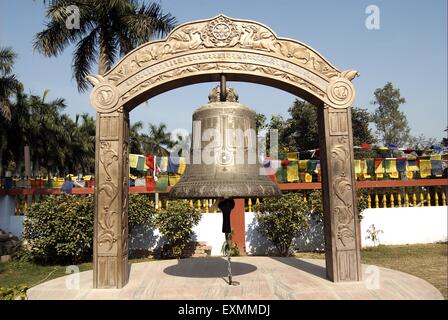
(0, 0, 447, 142)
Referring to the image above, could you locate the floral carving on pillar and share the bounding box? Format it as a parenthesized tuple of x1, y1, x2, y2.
(331, 136, 356, 248)
(98, 141, 119, 252)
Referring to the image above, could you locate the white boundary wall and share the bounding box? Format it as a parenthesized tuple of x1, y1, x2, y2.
(0, 195, 24, 238)
(360, 207, 447, 247)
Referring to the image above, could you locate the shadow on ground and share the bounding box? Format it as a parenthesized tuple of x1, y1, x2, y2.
(163, 257, 257, 278)
(270, 257, 327, 280)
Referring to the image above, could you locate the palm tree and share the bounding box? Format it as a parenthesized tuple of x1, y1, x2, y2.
(26, 90, 67, 175)
(143, 123, 174, 156)
(69, 113, 96, 173)
(2, 91, 30, 175)
(129, 121, 147, 154)
(34, 0, 176, 91)
(0, 47, 23, 120)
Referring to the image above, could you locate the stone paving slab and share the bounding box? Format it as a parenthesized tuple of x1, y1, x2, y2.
(27, 257, 443, 300)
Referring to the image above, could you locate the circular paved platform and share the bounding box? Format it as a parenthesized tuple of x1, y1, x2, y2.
(27, 257, 443, 300)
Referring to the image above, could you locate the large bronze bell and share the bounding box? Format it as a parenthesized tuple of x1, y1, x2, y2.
(170, 81, 281, 199)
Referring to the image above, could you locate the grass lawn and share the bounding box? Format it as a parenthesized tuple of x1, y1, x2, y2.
(0, 257, 154, 291)
(1, 243, 447, 299)
(296, 242, 448, 299)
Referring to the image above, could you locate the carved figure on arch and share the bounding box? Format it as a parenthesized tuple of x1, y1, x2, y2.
(239, 24, 278, 52)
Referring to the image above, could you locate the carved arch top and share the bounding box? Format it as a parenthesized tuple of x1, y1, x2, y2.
(89, 14, 359, 113)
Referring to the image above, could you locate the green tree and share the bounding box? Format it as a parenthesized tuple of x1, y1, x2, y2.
(155, 200, 201, 258)
(352, 107, 375, 146)
(255, 112, 267, 132)
(442, 127, 448, 147)
(278, 99, 375, 154)
(26, 90, 67, 175)
(129, 121, 146, 154)
(267, 114, 288, 154)
(0, 47, 22, 121)
(407, 134, 438, 150)
(60, 113, 96, 174)
(371, 82, 410, 146)
(254, 192, 310, 256)
(34, 0, 176, 91)
(282, 100, 318, 152)
(352, 107, 376, 158)
(143, 123, 174, 156)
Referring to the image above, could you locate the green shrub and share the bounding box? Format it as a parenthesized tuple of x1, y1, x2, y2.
(254, 193, 310, 256)
(128, 193, 157, 228)
(23, 193, 155, 264)
(155, 200, 201, 258)
(308, 189, 367, 221)
(0, 285, 28, 300)
(23, 194, 94, 264)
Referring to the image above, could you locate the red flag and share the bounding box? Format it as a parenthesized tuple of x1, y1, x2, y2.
(361, 143, 371, 149)
(374, 158, 383, 169)
(146, 154, 155, 172)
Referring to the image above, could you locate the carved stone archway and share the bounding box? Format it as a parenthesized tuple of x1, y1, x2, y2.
(89, 15, 361, 288)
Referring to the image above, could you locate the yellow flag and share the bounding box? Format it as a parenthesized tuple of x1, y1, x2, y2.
(299, 160, 308, 171)
(287, 162, 299, 182)
(178, 157, 186, 174)
(129, 154, 139, 168)
(385, 159, 398, 173)
(354, 160, 361, 175)
(287, 152, 298, 160)
(305, 173, 313, 183)
(388, 172, 399, 179)
(419, 160, 431, 178)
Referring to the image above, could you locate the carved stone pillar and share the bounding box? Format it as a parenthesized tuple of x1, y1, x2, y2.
(93, 110, 129, 288)
(318, 104, 362, 282)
